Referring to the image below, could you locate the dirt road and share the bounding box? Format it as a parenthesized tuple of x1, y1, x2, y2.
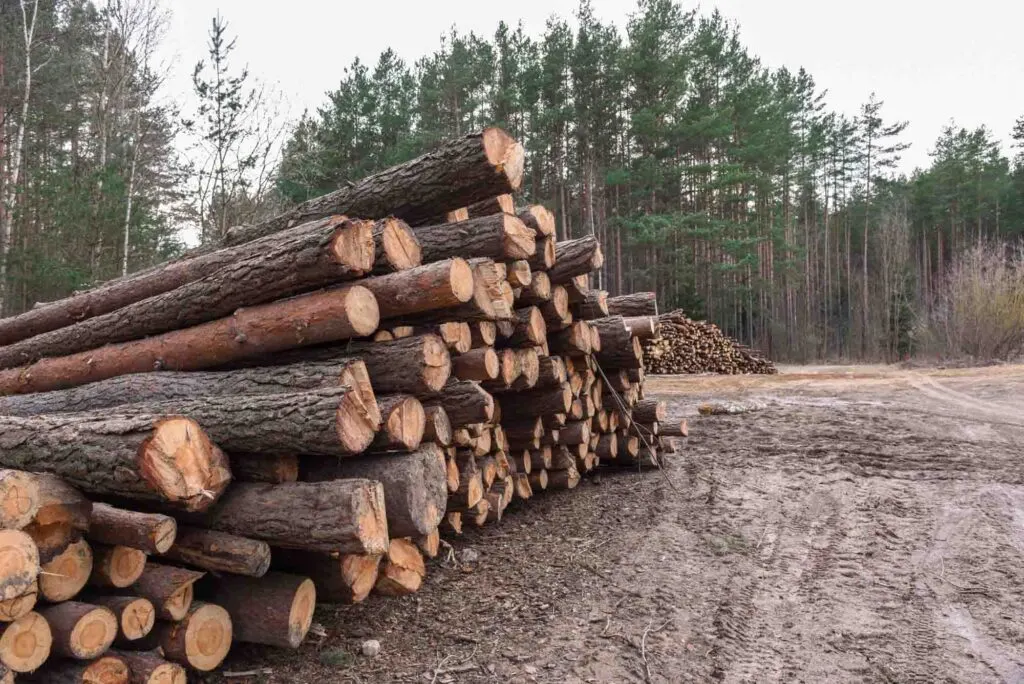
(215, 364, 1024, 683)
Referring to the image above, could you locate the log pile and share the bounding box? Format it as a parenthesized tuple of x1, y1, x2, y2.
(0, 126, 678, 679)
(643, 310, 777, 374)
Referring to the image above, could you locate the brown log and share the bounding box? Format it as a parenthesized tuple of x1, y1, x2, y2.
(303, 444, 446, 539)
(39, 538, 91, 602)
(0, 219, 377, 370)
(150, 602, 232, 672)
(607, 292, 658, 316)
(539, 429, 560, 447)
(394, 260, 509, 327)
(361, 258, 474, 319)
(548, 321, 592, 355)
(597, 335, 644, 369)
(595, 434, 619, 460)
(548, 467, 581, 490)
(445, 454, 460, 493)
(443, 207, 469, 223)
(559, 420, 592, 446)
(517, 205, 555, 237)
(0, 285, 380, 396)
(506, 307, 547, 348)
(466, 194, 515, 217)
(504, 418, 543, 446)
(225, 128, 524, 244)
(373, 330, 394, 342)
(448, 472, 484, 512)
(551, 446, 581, 471)
(516, 270, 552, 306)
(373, 217, 422, 272)
(162, 527, 271, 577)
(619, 433, 641, 459)
(423, 405, 453, 446)
(479, 455, 497, 489)
(413, 214, 535, 263)
(416, 529, 440, 558)
(507, 347, 540, 391)
(539, 286, 572, 329)
(494, 348, 522, 387)
(441, 512, 463, 535)
(23, 473, 90, 563)
(420, 380, 494, 426)
(209, 572, 315, 649)
(453, 347, 500, 381)
(368, 394, 426, 453)
(574, 290, 609, 320)
(591, 410, 610, 433)
(626, 367, 645, 384)
(90, 596, 154, 643)
(542, 413, 568, 430)
(0, 611, 51, 673)
(660, 418, 688, 438)
(88, 505, 176, 555)
(548, 236, 603, 284)
(374, 539, 425, 597)
(21, 654, 130, 683)
(470, 321, 497, 347)
(418, 321, 471, 354)
(40, 602, 117, 660)
(0, 579, 37, 623)
(0, 531, 38, 605)
(623, 316, 658, 339)
(107, 650, 184, 684)
(533, 356, 567, 389)
(0, 470, 39, 530)
(634, 399, 667, 423)
(527, 470, 548, 492)
(527, 235, 557, 271)
(513, 473, 533, 500)
(275, 551, 381, 604)
(464, 498, 490, 527)
(390, 325, 415, 338)
(528, 447, 554, 471)
(131, 564, 203, 621)
(506, 260, 532, 288)
(230, 453, 299, 484)
(89, 545, 146, 589)
(499, 383, 572, 420)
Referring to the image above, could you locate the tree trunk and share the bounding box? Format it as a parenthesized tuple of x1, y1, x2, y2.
(419, 380, 494, 426)
(22, 473, 90, 564)
(107, 650, 184, 684)
(0, 470, 39, 530)
(505, 307, 546, 347)
(0, 413, 228, 512)
(88, 504, 177, 555)
(596, 336, 643, 369)
(368, 394, 426, 453)
(516, 271, 552, 305)
(548, 466, 580, 490)
(466, 194, 515, 217)
(538, 287, 571, 328)
(372, 217, 422, 273)
(274, 551, 381, 605)
(412, 214, 535, 264)
(548, 322, 592, 355)
(131, 564, 204, 621)
(0, 286, 379, 396)
(209, 572, 315, 649)
(506, 260, 532, 289)
(548, 236, 603, 285)
(359, 258, 474, 319)
(527, 236, 557, 271)
(89, 544, 146, 589)
(0, 219, 375, 370)
(499, 384, 572, 421)
(38, 602, 117, 660)
(622, 316, 657, 339)
(188, 480, 388, 554)
(162, 527, 271, 578)
(606, 292, 658, 316)
(223, 128, 524, 245)
(302, 444, 447, 539)
(90, 596, 155, 643)
(148, 602, 231, 672)
(633, 399, 667, 424)
(396, 259, 511, 326)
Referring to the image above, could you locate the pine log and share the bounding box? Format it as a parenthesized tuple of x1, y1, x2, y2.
(607, 292, 658, 317)
(372, 217, 422, 272)
(23, 473, 91, 563)
(503, 307, 546, 348)
(575, 290, 609, 320)
(466, 499, 490, 527)
(40, 602, 118, 660)
(420, 380, 494, 426)
(0, 611, 50, 673)
(390, 325, 415, 338)
(209, 572, 315, 649)
(493, 348, 522, 387)
(396, 259, 510, 325)
(416, 529, 440, 559)
(107, 650, 184, 684)
(595, 434, 619, 460)
(503, 419, 543, 447)
(21, 654, 130, 683)
(360, 258, 474, 319)
(162, 527, 271, 577)
(548, 467, 581, 490)
(88, 505, 176, 555)
(0, 531, 39, 604)
(0, 580, 37, 623)
(527, 236, 557, 271)
(0, 286, 379, 396)
(513, 473, 533, 500)
(559, 420, 592, 446)
(499, 383, 573, 421)
(374, 539, 425, 597)
(548, 236, 603, 284)
(89, 545, 146, 589)
(422, 321, 472, 353)
(0, 470, 39, 530)
(302, 444, 446, 539)
(538, 287, 572, 330)
(527, 470, 548, 492)
(413, 214, 535, 263)
(225, 128, 524, 244)
(369, 394, 426, 453)
(528, 448, 553, 471)
(230, 453, 299, 484)
(445, 454, 460, 493)
(542, 413, 568, 429)
(479, 455, 497, 489)
(534, 356, 567, 389)
(597, 336, 644, 369)
(453, 347, 500, 381)
(423, 405, 453, 446)
(441, 512, 463, 535)
(373, 330, 394, 341)
(443, 207, 469, 223)
(623, 316, 658, 339)
(90, 596, 154, 643)
(0, 219, 377, 370)
(39, 538, 91, 602)
(190, 480, 388, 554)
(466, 194, 515, 217)
(548, 321, 592, 355)
(516, 270, 552, 307)
(517, 205, 556, 237)
(509, 347, 540, 390)
(131, 564, 203, 621)
(275, 551, 381, 604)
(448, 472, 484, 512)
(659, 418, 688, 438)
(470, 321, 498, 347)
(539, 429, 560, 447)
(150, 602, 232, 672)
(633, 399, 667, 423)
(506, 260, 532, 288)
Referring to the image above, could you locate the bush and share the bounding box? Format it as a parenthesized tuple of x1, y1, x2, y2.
(922, 242, 1024, 360)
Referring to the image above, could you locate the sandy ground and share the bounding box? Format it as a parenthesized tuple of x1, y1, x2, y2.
(210, 364, 1024, 683)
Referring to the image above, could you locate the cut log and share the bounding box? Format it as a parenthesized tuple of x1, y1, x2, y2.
(516, 270, 552, 307)
(448, 472, 484, 512)
(513, 473, 533, 500)
(547, 236, 603, 284)
(374, 539, 425, 597)
(397, 259, 510, 326)
(415, 529, 440, 559)
(466, 194, 515, 217)
(89, 545, 146, 589)
(413, 214, 535, 263)
(390, 325, 415, 338)
(423, 321, 472, 354)
(0, 470, 39, 530)
(633, 399, 667, 424)
(465, 498, 490, 527)
(88, 505, 176, 555)
(107, 650, 184, 684)
(559, 421, 592, 446)
(607, 292, 658, 317)
(452, 347, 500, 381)
(534, 356, 567, 389)
(595, 434, 619, 460)
(369, 394, 426, 453)
(131, 564, 203, 621)
(423, 405, 453, 446)
(660, 418, 688, 438)
(539, 287, 571, 329)
(623, 316, 658, 339)
(21, 654, 129, 683)
(508, 348, 540, 391)
(517, 205, 555, 237)
(574, 290, 609, 320)
(441, 512, 463, 535)
(506, 260, 532, 288)
(360, 258, 474, 319)
(443, 207, 469, 223)
(0, 286, 379, 396)
(527, 470, 548, 492)
(0, 220, 377, 370)
(445, 454, 460, 493)
(90, 596, 154, 643)
(499, 383, 573, 421)
(151, 602, 231, 672)
(209, 572, 315, 649)
(0, 531, 39, 603)
(230, 453, 299, 484)
(505, 307, 546, 347)
(527, 235, 557, 271)
(470, 321, 497, 347)
(40, 601, 117, 660)
(162, 527, 271, 578)
(225, 128, 524, 244)
(597, 336, 644, 369)
(276, 550, 381, 605)
(528, 448, 553, 471)
(40, 538, 92, 602)
(302, 444, 446, 539)
(548, 321, 592, 355)
(420, 380, 494, 426)
(0, 611, 51, 673)
(548, 467, 581, 490)
(23, 474, 91, 563)
(189, 480, 388, 554)
(0, 580, 37, 623)
(372, 217, 422, 272)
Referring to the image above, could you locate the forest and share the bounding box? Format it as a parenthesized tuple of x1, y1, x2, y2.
(2, 0, 1023, 362)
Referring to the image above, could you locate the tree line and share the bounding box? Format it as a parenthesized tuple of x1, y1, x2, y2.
(3, 0, 1023, 361)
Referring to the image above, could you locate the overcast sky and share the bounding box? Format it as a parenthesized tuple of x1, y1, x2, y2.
(157, 0, 1024, 173)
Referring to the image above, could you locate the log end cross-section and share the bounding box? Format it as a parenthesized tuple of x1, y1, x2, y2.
(138, 417, 232, 513)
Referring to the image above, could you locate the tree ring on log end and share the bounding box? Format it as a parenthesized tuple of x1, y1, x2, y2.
(287, 578, 316, 648)
(0, 531, 39, 601)
(69, 606, 117, 659)
(119, 598, 155, 640)
(80, 656, 129, 683)
(422, 335, 452, 392)
(40, 538, 91, 602)
(184, 603, 232, 671)
(335, 390, 380, 455)
(0, 611, 51, 672)
(163, 584, 193, 622)
(447, 258, 475, 304)
(138, 418, 231, 512)
(385, 397, 426, 451)
(330, 219, 375, 273)
(379, 218, 422, 270)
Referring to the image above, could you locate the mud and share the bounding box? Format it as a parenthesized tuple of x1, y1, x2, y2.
(211, 364, 1024, 683)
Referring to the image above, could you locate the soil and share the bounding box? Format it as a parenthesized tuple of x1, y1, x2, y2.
(208, 364, 1024, 683)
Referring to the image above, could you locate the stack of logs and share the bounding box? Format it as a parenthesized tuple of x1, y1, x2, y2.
(0, 127, 681, 681)
(643, 310, 777, 375)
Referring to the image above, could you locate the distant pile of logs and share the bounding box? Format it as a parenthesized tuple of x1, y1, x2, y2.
(643, 310, 777, 375)
(0, 127, 679, 681)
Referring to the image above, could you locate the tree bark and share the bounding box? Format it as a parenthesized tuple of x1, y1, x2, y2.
(131, 564, 203, 621)
(396, 259, 511, 326)
(452, 347, 499, 381)
(596, 336, 644, 370)
(633, 399, 667, 424)
(606, 292, 658, 317)
(148, 602, 231, 672)
(372, 217, 422, 273)
(0, 470, 39, 530)
(22, 473, 91, 564)
(88, 504, 177, 555)
(574, 290, 609, 320)
(274, 551, 381, 605)
(527, 236, 556, 271)
(224, 128, 524, 245)
(548, 322, 592, 355)
(302, 444, 447, 539)
(230, 453, 299, 484)
(422, 405, 453, 446)
(209, 572, 315, 649)
(162, 527, 271, 578)
(470, 321, 497, 347)
(466, 194, 515, 217)
(499, 384, 573, 421)
(107, 650, 184, 684)
(548, 236, 604, 285)
(38, 601, 117, 660)
(187, 481, 389, 554)
(419, 380, 494, 426)
(359, 258, 474, 319)
(0, 286, 379, 396)
(90, 596, 154, 643)
(548, 466, 580, 490)
(413, 214, 535, 263)
(517, 205, 556, 237)
(516, 271, 551, 305)
(368, 395, 426, 453)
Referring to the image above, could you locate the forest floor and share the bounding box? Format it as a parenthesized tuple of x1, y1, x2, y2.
(211, 363, 1024, 684)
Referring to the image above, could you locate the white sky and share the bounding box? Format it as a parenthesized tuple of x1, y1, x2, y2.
(158, 0, 1024, 174)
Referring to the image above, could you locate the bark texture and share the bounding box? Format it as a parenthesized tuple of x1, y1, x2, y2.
(209, 572, 315, 649)
(162, 527, 271, 578)
(547, 236, 604, 284)
(413, 214, 535, 263)
(88, 504, 176, 555)
(606, 292, 658, 317)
